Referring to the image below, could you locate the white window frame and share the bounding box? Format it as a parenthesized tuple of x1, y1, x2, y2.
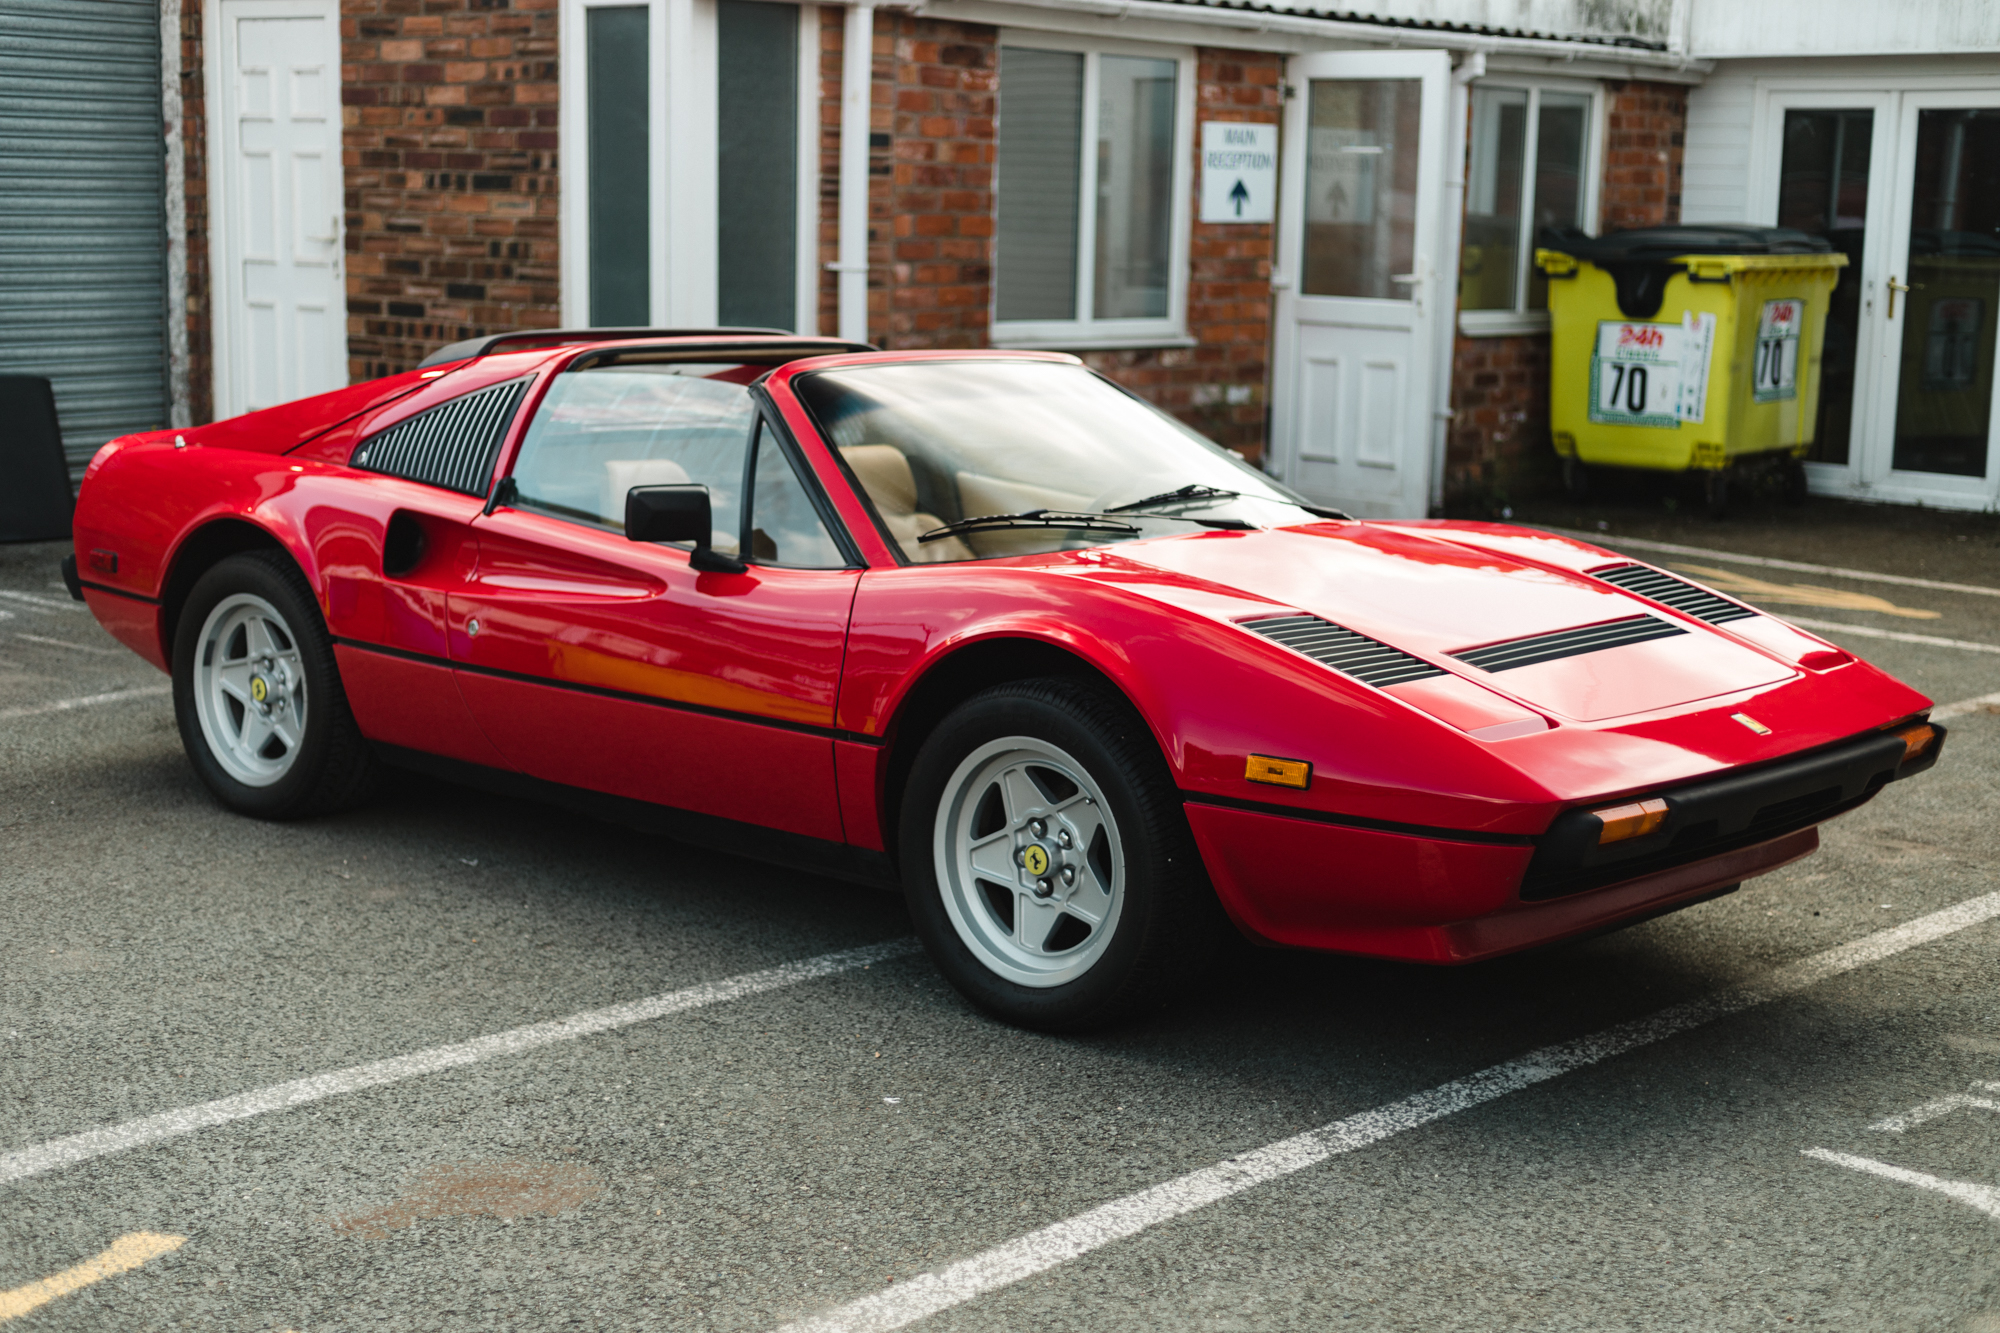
(990, 29, 1195, 351)
(560, 0, 819, 331)
(1456, 74, 1605, 339)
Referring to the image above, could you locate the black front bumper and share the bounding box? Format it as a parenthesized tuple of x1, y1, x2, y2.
(1521, 724, 1945, 901)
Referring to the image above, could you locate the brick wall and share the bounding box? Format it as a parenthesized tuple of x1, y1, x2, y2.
(1082, 48, 1280, 461)
(341, 0, 562, 382)
(877, 15, 995, 349)
(1599, 79, 1686, 231)
(177, 1, 213, 425)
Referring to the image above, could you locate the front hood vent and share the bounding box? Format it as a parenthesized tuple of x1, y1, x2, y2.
(1242, 614, 1445, 688)
(1454, 615, 1686, 673)
(1591, 562, 1755, 624)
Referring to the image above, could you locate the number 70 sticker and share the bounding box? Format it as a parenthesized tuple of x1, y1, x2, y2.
(1589, 312, 1717, 428)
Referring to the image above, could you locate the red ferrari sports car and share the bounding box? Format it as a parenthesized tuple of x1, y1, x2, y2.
(66, 329, 1943, 1028)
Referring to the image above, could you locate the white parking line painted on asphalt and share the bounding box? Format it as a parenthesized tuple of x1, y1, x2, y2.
(1533, 528, 2000, 599)
(0, 1232, 186, 1322)
(1934, 691, 2000, 721)
(14, 633, 122, 656)
(0, 685, 171, 723)
(774, 891, 2000, 1333)
(1867, 1084, 2000, 1133)
(1782, 616, 2000, 656)
(1803, 1149, 2000, 1222)
(0, 590, 87, 613)
(0, 939, 920, 1186)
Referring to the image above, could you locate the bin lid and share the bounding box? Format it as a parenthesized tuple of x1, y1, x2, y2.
(1540, 225, 1834, 263)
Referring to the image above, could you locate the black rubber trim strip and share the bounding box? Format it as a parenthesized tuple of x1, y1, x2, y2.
(332, 636, 885, 747)
(1180, 790, 1537, 847)
(372, 742, 899, 890)
(77, 579, 160, 605)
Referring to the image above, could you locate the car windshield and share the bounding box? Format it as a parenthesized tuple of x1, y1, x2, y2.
(792, 359, 1324, 562)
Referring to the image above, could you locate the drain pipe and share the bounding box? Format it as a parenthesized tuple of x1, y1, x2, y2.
(833, 0, 878, 342)
(1429, 48, 1485, 514)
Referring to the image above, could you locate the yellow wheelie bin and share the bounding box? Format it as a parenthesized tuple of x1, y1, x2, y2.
(1535, 225, 1847, 513)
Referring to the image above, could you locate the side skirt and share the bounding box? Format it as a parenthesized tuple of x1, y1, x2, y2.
(371, 743, 901, 892)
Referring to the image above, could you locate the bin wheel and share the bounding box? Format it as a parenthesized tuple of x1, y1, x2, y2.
(1561, 458, 1591, 502)
(1703, 470, 1730, 518)
(1780, 458, 1809, 506)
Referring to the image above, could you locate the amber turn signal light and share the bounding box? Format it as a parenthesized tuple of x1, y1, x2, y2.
(1592, 797, 1668, 844)
(1245, 755, 1311, 790)
(1888, 722, 1936, 763)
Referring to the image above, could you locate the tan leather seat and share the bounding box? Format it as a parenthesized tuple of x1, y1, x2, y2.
(839, 445, 973, 562)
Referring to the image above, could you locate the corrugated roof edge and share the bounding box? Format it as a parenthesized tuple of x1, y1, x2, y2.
(1083, 0, 1671, 52)
(415, 327, 866, 369)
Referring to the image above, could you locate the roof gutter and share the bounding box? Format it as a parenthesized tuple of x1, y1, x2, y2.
(940, 0, 1714, 72)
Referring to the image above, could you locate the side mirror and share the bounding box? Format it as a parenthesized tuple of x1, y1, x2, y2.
(625, 484, 747, 574)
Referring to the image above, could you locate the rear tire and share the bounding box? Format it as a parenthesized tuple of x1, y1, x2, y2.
(1560, 457, 1592, 502)
(172, 550, 377, 819)
(899, 678, 1218, 1031)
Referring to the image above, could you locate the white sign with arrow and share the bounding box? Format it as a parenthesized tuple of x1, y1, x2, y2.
(1200, 121, 1277, 224)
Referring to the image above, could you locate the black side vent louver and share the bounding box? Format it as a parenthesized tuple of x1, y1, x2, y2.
(1591, 562, 1756, 624)
(352, 377, 530, 496)
(1454, 615, 1686, 673)
(1241, 614, 1446, 688)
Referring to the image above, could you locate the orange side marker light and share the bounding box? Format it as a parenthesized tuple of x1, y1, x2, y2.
(1592, 797, 1669, 845)
(1888, 722, 1936, 763)
(1245, 755, 1312, 790)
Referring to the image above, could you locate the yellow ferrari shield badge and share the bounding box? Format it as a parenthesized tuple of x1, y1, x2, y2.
(1020, 844, 1050, 877)
(250, 676, 268, 703)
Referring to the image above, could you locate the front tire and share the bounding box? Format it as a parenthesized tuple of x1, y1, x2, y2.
(899, 678, 1217, 1031)
(172, 550, 376, 819)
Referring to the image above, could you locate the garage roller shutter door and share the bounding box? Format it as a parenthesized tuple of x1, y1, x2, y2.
(0, 0, 169, 475)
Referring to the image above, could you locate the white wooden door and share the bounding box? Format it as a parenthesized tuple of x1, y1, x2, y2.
(1270, 50, 1449, 519)
(213, 0, 344, 417)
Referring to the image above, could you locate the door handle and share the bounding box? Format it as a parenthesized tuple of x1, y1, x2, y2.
(1887, 275, 1909, 319)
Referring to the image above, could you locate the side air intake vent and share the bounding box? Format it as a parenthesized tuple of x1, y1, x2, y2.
(1241, 614, 1446, 688)
(352, 377, 530, 496)
(1591, 562, 1756, 624)
(1454, 615, 1685, 673)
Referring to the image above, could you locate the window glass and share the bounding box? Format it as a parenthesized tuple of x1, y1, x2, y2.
(510, 364, 754, 554)
(1302, 78, 1422, 299)
(747, 423, 846, 567)
(718, 0, 797, 329)
(1527, 92, 1590, 310)
(797, 360, 1319, 564)
(1094, 56, 1177, 319)
(996, 47, 1084, 322)
(1777, 108, 1873, 465)
(587, 7, 649, 326)
(1460, 86, 1527, 311)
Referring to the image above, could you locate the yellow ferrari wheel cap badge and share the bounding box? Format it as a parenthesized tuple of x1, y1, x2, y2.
(250, 676, 269, 703)
(1020, 844, 1050, 877)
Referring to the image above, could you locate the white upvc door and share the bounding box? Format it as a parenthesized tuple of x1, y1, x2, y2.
(1270, 49, 1450, 519)
(210, 0, 346, 417)
(1857, 87, 2000, 507)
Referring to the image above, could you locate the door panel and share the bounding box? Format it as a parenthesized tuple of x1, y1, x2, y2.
(1272, 51, 1448, 519)
(451, 511, 856, 840)
(218, 2, 345, 417)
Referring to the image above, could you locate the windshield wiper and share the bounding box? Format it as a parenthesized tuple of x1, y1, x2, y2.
(1104, 483, 1240, 513)
(918, 510, 1142, 544)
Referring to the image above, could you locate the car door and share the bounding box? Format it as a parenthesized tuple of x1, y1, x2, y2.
(309, 372, 535, 768)
(450, 359, 861, 842)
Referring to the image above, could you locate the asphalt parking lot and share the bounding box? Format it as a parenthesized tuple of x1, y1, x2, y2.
(3, 515, 1998, 1332)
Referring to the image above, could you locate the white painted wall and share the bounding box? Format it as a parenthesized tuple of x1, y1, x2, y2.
(1689, 0, 2000, 58)
(1678, 63, 1754, 223)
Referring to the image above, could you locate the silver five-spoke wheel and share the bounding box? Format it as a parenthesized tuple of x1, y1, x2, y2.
(935, 735, 1124, 988)
(191, 592, 309, 787)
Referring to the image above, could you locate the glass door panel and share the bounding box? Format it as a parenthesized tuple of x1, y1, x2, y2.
(1777, 108, 1873, 465)
(1890, 107, 2000, 479)
(1301, 78, 1423, 299)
